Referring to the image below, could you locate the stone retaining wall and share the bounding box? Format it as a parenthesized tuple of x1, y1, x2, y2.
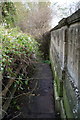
(50, 9, 80, 118)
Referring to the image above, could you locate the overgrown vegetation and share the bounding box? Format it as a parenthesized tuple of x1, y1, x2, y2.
(0, 26, 39, 91)
(0, 1, 52, 59)
(37, 31, 51, 60)
(1, 2, 16, 27)
(1, 1, 80, 119)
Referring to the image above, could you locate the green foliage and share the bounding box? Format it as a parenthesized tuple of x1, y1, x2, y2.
(0, 25, 39, 86)
(37, 31, 51, 60)
(1, 2, 16, 27)
(25, 80, 29, 85)
(11, 99, 20, 110)
(42, 60, 51, 64)
(16, 105, 20, 110)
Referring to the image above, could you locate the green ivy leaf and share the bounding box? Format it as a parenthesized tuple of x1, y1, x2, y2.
(25, 80, 29, 85)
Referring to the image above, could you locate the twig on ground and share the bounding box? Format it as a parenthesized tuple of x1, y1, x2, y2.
(10, 112, 21, 120)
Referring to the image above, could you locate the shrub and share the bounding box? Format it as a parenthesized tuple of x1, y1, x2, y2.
(0, 26, 39, 87)
(36, 31, 51, 60)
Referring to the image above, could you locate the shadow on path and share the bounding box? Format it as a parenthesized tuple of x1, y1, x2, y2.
(4, 63, 58, 119)
(18, 63, 56, 118)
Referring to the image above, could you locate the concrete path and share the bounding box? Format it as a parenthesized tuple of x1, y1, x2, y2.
(18, 63, 56, 118)
(5, 63, 57, 119)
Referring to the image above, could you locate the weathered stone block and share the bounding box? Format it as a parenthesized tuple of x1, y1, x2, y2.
(50, 9, 80, 119)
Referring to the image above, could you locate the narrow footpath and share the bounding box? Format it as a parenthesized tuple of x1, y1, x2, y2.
(5, 63, 57, 119)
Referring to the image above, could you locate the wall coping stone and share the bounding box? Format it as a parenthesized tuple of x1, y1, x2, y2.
(50, 9, 80, 32)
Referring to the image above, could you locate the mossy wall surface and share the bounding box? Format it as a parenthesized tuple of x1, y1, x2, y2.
(50, 9, 80, 119)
